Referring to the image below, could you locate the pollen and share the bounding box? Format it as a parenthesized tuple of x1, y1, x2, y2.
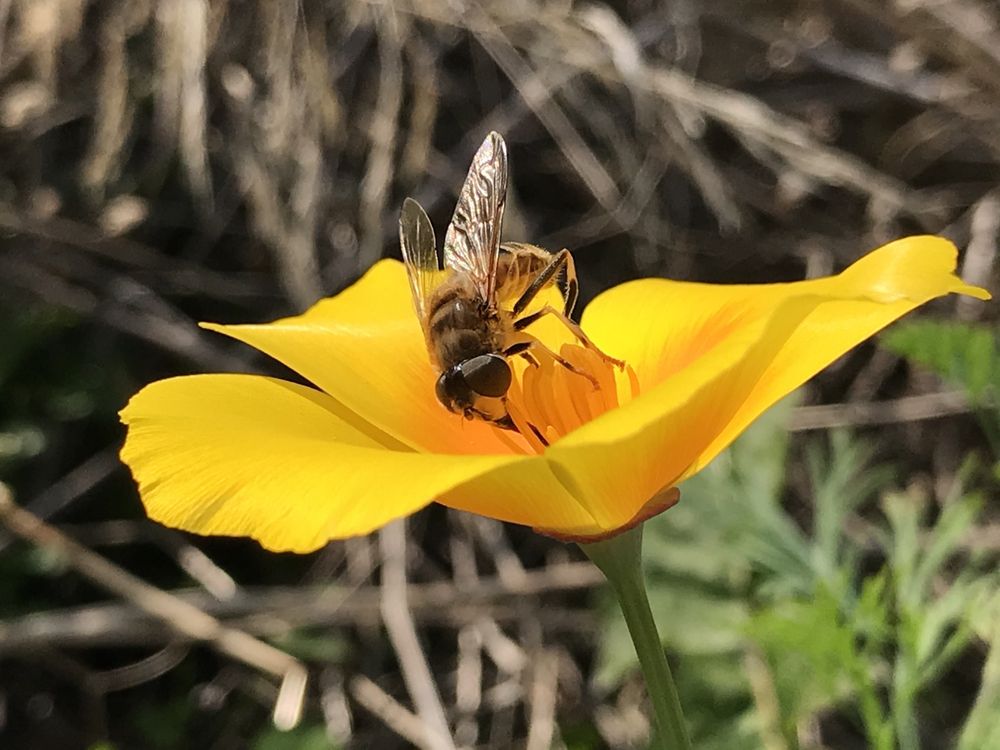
(500, 345, 639, 453)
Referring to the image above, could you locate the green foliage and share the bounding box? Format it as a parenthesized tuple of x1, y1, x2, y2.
(748, 588, 880, 739)
(959, 587, 1000, 750)
(252, 723, 338, 750)
(594, 398, 797, 747)
(0, 305, 124, 480)
(882, 480, 986, 750)
(271, 630, 348, 663)
(130, 696, 193, 750)
(595, 393, 994, 749)
(560, 720, 604, 750)
(882, 321, 998, 406)
(884, 317, 1000, 750)
(883, 320, 1000, 451)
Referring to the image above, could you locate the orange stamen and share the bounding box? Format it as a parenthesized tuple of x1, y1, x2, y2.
(497, 343, 639, 454)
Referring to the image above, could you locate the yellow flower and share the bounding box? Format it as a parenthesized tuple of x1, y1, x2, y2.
(120, 236, 989, 552)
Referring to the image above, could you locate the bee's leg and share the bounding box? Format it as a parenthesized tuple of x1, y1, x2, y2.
(559, 249, 579, 318)
(512, 249, 578, 318)
(491, 412, 517, 431)
(503, 340, 541, 368)
(521, 351, 541, 368)
(514, 305, 625, 369)
(504, 333, 600, 389)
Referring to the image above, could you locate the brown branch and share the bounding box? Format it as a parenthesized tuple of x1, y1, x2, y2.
(0, 562, 604, 650)
(378, 519, 456, 750)
(0, 484, 307, 730)
(350, 674, 441, 750)
(789, 390, 973, 431)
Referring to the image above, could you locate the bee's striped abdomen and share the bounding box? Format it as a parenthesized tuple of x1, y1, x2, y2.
(425, 276, 500, 370)
(495, 243, 558, 307)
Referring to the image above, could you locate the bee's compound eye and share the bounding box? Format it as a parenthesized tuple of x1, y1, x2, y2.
(460, 354, 512, 398)
(435, 368, 463, 412)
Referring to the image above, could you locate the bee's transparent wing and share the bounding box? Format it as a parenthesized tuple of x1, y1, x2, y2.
(399, 197, 439, 321)
(443, 131, 507, 304)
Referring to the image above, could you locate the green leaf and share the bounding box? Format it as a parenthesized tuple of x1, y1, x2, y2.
(960, 589, 1000, 750)
(883, 320, 999, 405)
(747, 591, 864, 727)
(911, 498, 980, 610)
(253, 724, 337, 750)
(674, 654, 762, 750)
(808, 431, 892, 588)
(270, 630, 347, 663)
(592, 579, 749, 688)
(658, 394, 814, 594)
(131, 696, 193, 750)
(882, 488, 923, 611)
(855, 569, 891, 644)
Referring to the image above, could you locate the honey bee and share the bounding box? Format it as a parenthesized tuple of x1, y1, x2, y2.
(399, 132, 618, 432)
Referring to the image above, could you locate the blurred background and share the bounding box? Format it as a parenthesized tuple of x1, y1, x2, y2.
(0, 0, 998, 748)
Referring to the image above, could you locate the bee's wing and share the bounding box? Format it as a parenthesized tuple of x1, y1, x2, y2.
(399, 197, 439, 321)
(443, 132, 507, 304)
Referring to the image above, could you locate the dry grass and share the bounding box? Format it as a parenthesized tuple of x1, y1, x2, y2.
(0, 1, 997, 748)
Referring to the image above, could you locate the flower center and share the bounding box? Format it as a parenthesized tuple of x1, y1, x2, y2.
(496, 344, 639, 453)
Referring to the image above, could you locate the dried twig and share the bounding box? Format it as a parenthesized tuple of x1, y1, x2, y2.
(466, 5, 621, 211)
(0, 562, 604, 650)
(0, 448, 118, 553)
(958, 191, 999, 320)
(789, 390, 973, 431)
(358, 6, 404, 270)
(525, 649, 561, 750)
(350, 674, 441, 750)
(378, 519, 456, 750)
(0, 483, 307, 730)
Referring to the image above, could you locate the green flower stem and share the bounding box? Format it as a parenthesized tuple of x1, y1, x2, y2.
(581, 524, 692, 750)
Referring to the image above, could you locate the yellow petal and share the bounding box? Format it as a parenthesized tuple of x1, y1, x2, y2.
(689, 236, 989, 475)
(546, 312, 774, 531)
(552, 236, 989, 532)
(438, 455, 604, 534)
(582, 236, 989, 388)
(202, 260, 509, 455)
(120, 374, 529, 552)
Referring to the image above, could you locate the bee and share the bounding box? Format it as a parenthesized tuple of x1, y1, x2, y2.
(399, 132, 618, 431)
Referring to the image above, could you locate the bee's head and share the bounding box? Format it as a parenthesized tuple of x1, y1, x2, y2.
(435, 354, 512, 420)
